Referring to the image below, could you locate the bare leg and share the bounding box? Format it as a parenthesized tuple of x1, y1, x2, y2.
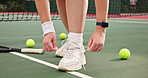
(35, 0, 51, 23)
(66, 0, 88, 33)
(56, 0, 69, 32)
(56, 0, 88, 71)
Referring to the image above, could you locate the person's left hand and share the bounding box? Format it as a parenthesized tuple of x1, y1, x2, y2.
(87, 26, 106, 52)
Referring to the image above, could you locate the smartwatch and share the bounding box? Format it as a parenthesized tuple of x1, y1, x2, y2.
(96, 22, 109, 28)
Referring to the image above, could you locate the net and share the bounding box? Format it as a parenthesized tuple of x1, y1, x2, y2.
(0, 0, 59, 21)
(0, 0, 148, 21)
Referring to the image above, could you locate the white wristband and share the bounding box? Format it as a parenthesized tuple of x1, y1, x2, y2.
(41, 21, 55, 36)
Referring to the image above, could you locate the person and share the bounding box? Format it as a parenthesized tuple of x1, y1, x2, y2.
(35, 0, 109, 71)
(130, 0, 137, 11)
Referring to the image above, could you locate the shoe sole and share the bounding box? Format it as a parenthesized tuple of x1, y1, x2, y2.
(56, 52, 86, 65)
(58, 53, 86, 71)
(55, 54, 63, 57)
(55, 50, 64, 57)
(58, 67, 76, 72)
(58, 63, 82, 71)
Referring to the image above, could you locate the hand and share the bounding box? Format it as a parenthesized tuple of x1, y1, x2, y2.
(43, 32, 57, 52)
(88, 26, 106, 52)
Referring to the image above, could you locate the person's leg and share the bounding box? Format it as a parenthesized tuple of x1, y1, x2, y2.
(56, 0, 69, 32)
(56, 0, 88, 56)
(56, 0, 88, 33)
(66, 0, 88, 33)
(55, 0, 69, 57)
(58, 0, 88, 71)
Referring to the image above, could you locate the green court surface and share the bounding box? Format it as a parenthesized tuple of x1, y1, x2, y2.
(0, 18, 148, 78)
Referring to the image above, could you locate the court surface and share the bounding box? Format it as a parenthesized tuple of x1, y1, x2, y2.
(0, 18, 148, 78)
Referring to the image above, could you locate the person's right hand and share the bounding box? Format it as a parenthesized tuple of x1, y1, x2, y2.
(43, 32, 57, 52)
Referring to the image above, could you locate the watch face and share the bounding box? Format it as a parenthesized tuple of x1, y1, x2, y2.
(102, 22, 108, 27)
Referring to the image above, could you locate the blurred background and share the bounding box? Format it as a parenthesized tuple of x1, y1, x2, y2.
(0, 0, 148, 21)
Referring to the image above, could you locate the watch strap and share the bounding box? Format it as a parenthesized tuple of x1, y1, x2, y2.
(96, 22, 109, 27)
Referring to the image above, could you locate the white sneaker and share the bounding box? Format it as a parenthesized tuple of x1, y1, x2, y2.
(58, 38, 86, 71)
(55, 39, 68, 57)
(55, 39, 84, 57)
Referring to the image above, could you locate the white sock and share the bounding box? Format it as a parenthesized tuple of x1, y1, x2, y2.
(68, 32, 83, 40)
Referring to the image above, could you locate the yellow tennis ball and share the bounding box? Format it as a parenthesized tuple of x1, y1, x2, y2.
(26, 39, 35, 47)
(60, 33, 67, 40)
(119, 48, 130, 59)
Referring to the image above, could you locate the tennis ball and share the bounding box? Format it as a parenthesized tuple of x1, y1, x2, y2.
(26, 39, 35, 47)
(119, 48, 130, 59)
(60, 33, 67, 40)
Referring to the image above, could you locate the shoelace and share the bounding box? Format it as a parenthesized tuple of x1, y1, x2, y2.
(60, 39, 80, 52)
(61, 39, 67, 46)
(63, 42, 86, 71)
(59, 39, 70, 52)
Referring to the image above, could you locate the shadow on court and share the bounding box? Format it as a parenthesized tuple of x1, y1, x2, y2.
(109, 58, 128, 62)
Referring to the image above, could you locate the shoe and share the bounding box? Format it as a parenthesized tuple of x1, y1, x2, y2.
(58, 38, 86, 71)
(55, 38, 84, 57)
(55, 39, 68, 57)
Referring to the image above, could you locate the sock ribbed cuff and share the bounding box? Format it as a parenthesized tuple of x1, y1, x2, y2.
(68, 32, 83, 39)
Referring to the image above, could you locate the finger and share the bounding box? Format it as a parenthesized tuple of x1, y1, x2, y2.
(87, 38, 93, 51)
(52, 38, 57, 51)
(43, 43, 51, 52)
(89, 42, 96, 52)
(96, 44, 103, 52)
(46, 42, 55, 51)
(88, 38, 93, 47)
(96, 47, 102, 52)
(94, 45, 101, 52)
(94, 44, 103, 52)
(93, 45, 99, 52)
(43, 40, 54, 52)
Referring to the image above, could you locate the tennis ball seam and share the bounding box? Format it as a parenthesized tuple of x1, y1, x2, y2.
(123, 50, 127, 59)
(123, 50, 127, 58)
(119, 49, 130, 59)
(26, 39, 35, 47)
(60, 33, 67, 40)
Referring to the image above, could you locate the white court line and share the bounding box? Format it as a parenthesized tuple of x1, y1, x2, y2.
(109, 20, 148, 24)
(10, 52, 93, 78)
(108, 18, 148, 21)
(87, 19, 148, 24)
